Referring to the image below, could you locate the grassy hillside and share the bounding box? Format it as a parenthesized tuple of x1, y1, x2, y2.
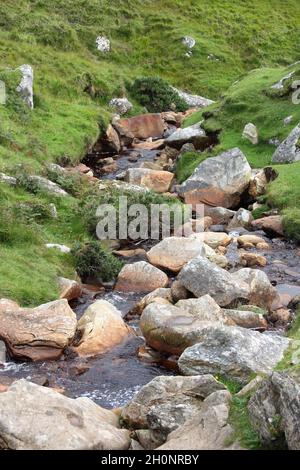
(1, 0, 300, 305)
(180, 63, 300, 239)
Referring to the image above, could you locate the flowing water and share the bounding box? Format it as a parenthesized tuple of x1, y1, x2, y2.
(1, 134, 299, 408)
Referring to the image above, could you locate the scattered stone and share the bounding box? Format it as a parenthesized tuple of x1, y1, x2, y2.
(0, 173, 17, 186)
(29, 176, 68, 196)
(16, 64, 34, 109)
(0, 299, 77, 361)
(165, 122, 207, 149)
(109, 97, 133, 115)
(73, 300, 130, 357)
(231, 268, 277, 309)
(125, 168, 174, 193)
(96, 36, 110, 53)
(204, 206, 236, 225)
(115, 261, 169, 293)
(237, 234, 266, 247)
(271, 71, 295, 90)
(131, 288, 173, 315)
(182, 36, 196, 49)
(159, 390, 240, 450)
(236, 376, 264, 397)
(178, 257, 249, 307)
(115, 114, 165, 140)
(223, 309, 268, 330)
(49, 203, 57, 218)
(189, 232, 232, 249)
(147, 237, 207, 272)
(251, 215, 284, 237)
(58, 277, 82, 301)
(177, 148, 251, 208)
(179, 325, 289, 384)
(248, 372, 300, 450)
(45, 243, 71, 253)
(239, 251, 267, 268)
(272, 124, 300, 163)
(0, 379, 130, 450)
(172, 88, 215, 108)
(228, 208, 253, 230)
(284, 115, 293, 126)
(242, 123, 258, 145)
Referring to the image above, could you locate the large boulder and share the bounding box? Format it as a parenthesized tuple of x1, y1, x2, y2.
(121, 375, 225, 433)
(272, 124, 300, 163)
(0, 300, 77, 361)
(115, 261, 169, 293)
(178, 257, 249, 307)
(115, 114, 165, 140)
(140, 299, 230, 355)
(248, 371, 300, 450)
(146, 237, 206, 272)
(178, 325, 289, 384)
(231, 268, 277, 309)
(16, 64, 34, 109)
(177, 148, 251, 208)
(0, 380, 130, 450)
(130, 288, 173, 315)
(248, 167, 278, 198)
(165, 122, 208, 150)
(176, 295, 233, 324)
(125, 168, 174, 193)
(73, 300, 131, 357)
(159, 390, 241, 450)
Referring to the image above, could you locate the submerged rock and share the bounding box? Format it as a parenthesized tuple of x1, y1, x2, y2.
(178, 325, 289, 384)
(0, 299, 77, 361)
(0, 380, 130, 450)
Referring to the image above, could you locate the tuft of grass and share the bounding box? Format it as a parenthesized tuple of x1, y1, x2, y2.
(228, 396, 262, 450)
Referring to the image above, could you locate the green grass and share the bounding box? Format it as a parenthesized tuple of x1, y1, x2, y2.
(228, 396, 262, 450)
(1, 0, 300, 304)
(276, 308, 300, 372)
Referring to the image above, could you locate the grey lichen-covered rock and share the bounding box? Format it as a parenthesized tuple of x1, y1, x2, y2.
(29, 176, 68, 196)
(172, 87, 215, 108)
(109, 98, 133, 115)
(248, 371, 300, 450)
(0, 380, 130, 450)
(158, 390, 241, 450)
(242, 123, 258, 145)
(227, 208, 253, 230)
(0, 340, 6, 363)
(177, 148, 252, 208)
(178, 257, 249, 307)
(96, 36, 110, 52)
(178, 325, 290, 384)
(176, 295, 233, 324)
(165, 122, 207, 149)
(272, 124, 300, 163)
(16, 64, 34, 109)
(140, 301, 230, 355)
(121, 375, 225, 436)
(271, 71, 295, 90)
(0, 173, 17, 186)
